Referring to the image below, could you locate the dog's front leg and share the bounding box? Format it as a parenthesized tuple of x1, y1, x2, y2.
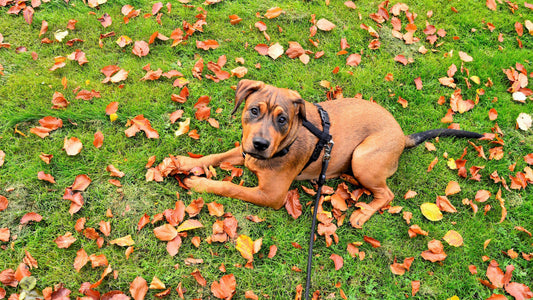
(175, 147, 244, 172)
(183, 168, 296, 210)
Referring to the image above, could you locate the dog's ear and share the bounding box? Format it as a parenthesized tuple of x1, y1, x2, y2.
(294, 98, 306, 120)
(232, 80, 265, 115)
(289, 90, 306, 120)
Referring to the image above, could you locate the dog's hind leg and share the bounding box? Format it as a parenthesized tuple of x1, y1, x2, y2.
(348, 134, 404, 228)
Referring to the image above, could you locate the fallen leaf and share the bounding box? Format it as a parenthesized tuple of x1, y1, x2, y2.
(93, 131, 104, 148)
(0, 195, 8, 211)
(71, 174, 91, 191)
(110, 235, 135, 247)
(211, 274, 236, 299)
(177, 219, 204, 232)
(236, 235, 254, 262)
(517, 113, 532, 131)
(420, 202, 443, 221)
(445, 181, 461, 195)
(363, 235, 381, 248)
(284, 189, 302, 219)
(486, 260, 504, 288)
(63, 137, 83, 156)
(73, 248, 88, 272)
(316, 18, 336, 31)
(153, 224, 177, 241)
(264, 7, 284, 19)
(54, 232, 77, 248)
(329, 254, 344, 270)
(130, 276, 148, 300)
(132, 41, 149, 57)
(459, 51, 473, 62)
(267, 42, 284, 60)
(20, 212, 42, 224)
(443, 230, 463, 247)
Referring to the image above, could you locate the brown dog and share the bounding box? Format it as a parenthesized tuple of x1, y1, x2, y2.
(178, 80, 482, 228)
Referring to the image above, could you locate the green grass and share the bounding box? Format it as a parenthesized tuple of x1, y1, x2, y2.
(1, 0, 532, 299)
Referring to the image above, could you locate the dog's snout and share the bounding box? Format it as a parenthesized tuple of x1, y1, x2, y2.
(252, 137, 270, 151)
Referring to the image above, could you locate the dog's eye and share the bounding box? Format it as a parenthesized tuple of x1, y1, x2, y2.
(250, 107, 259, 116)
(277, 116, 287, 125)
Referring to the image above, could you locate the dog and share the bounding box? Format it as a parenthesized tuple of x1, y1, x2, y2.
(177, 80, 482, 228)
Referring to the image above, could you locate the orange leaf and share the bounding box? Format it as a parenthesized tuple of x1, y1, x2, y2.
(14, 263, 30, 282)
(196, 40, 219, 50)
(0, 195, 8, 212)
(268, 245, 278, 258)
(20, 212, 42, 224)
(284, 189, 302, 219)
(153, 224, 177, 241)
(411, 281, 420, 297)
(132, 41, 149, 57)
(191, 269, 207, 286)
(71, 174, 91, 191)
(211, 274, 236, 299)
(54, 232, 77, 248)
(73, 248, 88, 272)
(137, 214, 150, 231)
(106, 165, 125, 177)
(445, 181, 461, 195)
(489, 108, 498, 121)
(486, 260, 504, 288)
(130, 276, 148, 300)
(185, 197, 204, 217)
(105, 101, 119, 115)
(38, 171, 56, 184)
(505, 282, 533, 299)
(329, 254, 344, 270)
(475, 190, 491, 202)
(346, 53, 361, 66)
(436, 196, 457, 213)
(99, 220, 111, 237)
(486, 0, 497, 10)
(264, 7, 284, 19)
(93, 131, 104, 148)
(63, 137, 83, 156)
(363, 235, 381, 248)
(167, 235, 182, 256)
(207, 201, 224, 217)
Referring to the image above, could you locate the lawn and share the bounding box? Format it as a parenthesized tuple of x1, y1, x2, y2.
(0, 0, 532, 299)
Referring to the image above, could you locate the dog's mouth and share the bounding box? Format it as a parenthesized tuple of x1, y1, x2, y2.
(243, 150, 270, 160)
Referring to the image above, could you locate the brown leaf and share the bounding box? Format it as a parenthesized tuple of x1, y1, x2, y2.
(196, 40, 219, 50)
(211, 274, 236, 299)
(130, 276, 148, 300)
(0, 269, 17, 287)
(106, 165, 125, 177)
(37, 171, 56, 184)
(486, 260, 504, 288)
(505, 282, 533, 299)
(207, 201, 224, 217)
(346, 53, 361, 67)
(363, 235, 381, 248)
(166, 235, 182, 256)
(191, 269, 207, 286)
(54, 232, 77, 248)
(98, 13, 112, 28)
(71, 174, 91, 191)
(329, 254, 344, 270)
(73, 248, 88, 272)
(20, 212, 42, 224)
(284, 189, 302, 219)
(186, 197, 204, 217)
(154, 224, 177, 241)
(93, 131, 104, 148)
(132, 41, 149, 57)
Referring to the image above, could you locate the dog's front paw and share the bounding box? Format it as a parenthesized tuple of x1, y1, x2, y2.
(174, 155, 202, 172)
(183, 176, 209, 193)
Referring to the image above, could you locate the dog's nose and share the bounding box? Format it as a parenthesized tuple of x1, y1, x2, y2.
(252, 137, 270, 151)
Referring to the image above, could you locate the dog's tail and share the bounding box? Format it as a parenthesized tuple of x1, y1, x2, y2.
(404, 129, 483, 149)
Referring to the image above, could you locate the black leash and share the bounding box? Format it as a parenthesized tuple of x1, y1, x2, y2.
(302, 104, 334, 300)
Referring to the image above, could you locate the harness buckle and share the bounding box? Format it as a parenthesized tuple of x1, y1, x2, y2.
(323, 140, 334, 160)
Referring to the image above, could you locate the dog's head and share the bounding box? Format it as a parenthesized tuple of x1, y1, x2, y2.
(232, 79, 306, 160)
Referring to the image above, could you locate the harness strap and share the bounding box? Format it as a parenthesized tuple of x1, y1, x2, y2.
(301, 103, 332, 172)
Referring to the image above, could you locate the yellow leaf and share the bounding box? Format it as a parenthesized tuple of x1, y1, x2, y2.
(447, 158, 457, 170)
(443, 230, 463, 247)
(109, 235, 135, 247)
(420, 203, 443, 221)
(236, 235, 254, 262)
(470, 76, 480, 84)
(177, 219, 204, 232)
(447, 296, 460, 300)
(109, 113, 118, 122)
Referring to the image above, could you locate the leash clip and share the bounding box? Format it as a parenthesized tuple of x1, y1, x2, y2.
(323, 140, 334, 160)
